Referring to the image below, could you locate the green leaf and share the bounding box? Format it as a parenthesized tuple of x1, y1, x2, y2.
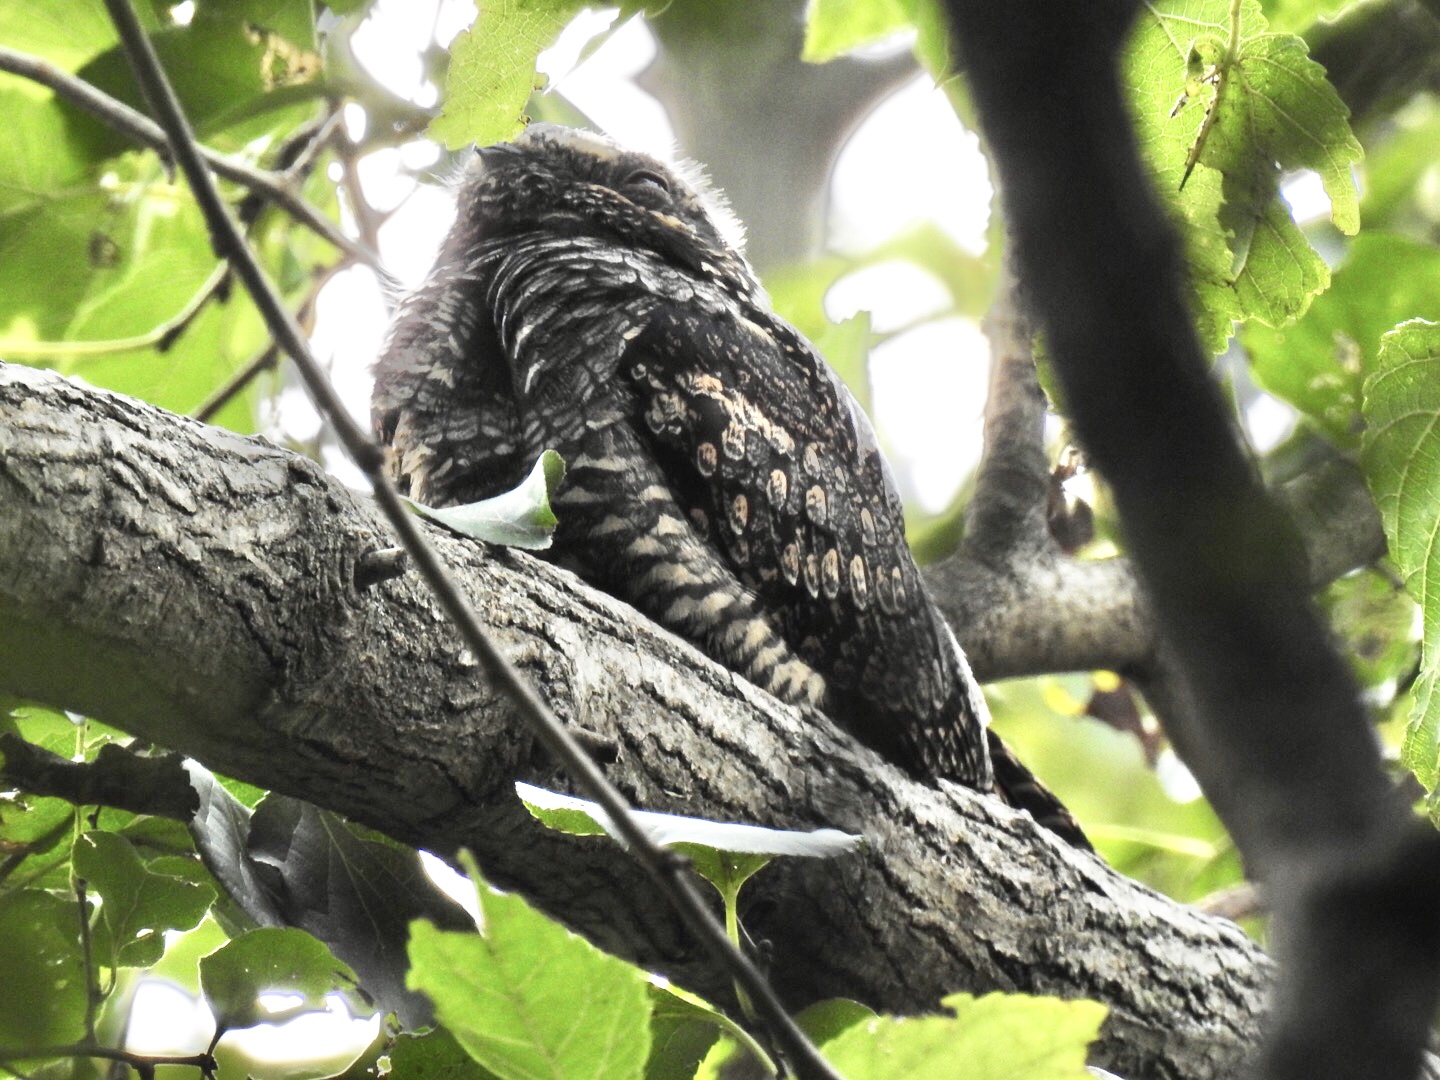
(73, 830, 215, 968)
(199, 926, 365, 1032)
(429, 1, 585, 149)
(406, 451, 566, 550)
(0, 889, 88, 1051)
(1125, 1, 1362, 352)
(243, 794, 472, 1029)
(388, 1027, 505, 1079)
(795, 997, 878, 1046)
(822, 991, 1107, 1079)
(1260, 0, 1358, 33)
(1244, 233, 1440, 445)
(1320, 569, 1419, 691)
(407, 859, 651, 1080)
(802, 0, 911, 63)
(645, 983, 735, 1080)
(515, 782, 862, 858)
(1360, 319, 1440, 807)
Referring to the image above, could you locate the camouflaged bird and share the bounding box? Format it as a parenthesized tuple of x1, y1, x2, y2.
(372, 124, 1087, 848)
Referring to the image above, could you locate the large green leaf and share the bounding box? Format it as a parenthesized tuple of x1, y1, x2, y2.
(802, 0, 910, 63)
(0, 890, 88, 1051)
(821, 991, 1106, 1079)
(1126, 0, 1360, 352)
(1361, 319, 1440, 812)
(1245, 233, 1440, 445)
(407, 862, 651, 1080)
(73, 830, 215, 968)
(199, 926, 366, 1032)
(429, 1, 588, 149)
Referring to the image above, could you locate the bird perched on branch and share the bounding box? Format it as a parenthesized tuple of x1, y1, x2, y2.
(372, 123, 1088, 849)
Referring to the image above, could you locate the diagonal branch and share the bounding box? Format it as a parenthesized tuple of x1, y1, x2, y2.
(0, 360, 1272, 1080)
(0, 44, 376, 268)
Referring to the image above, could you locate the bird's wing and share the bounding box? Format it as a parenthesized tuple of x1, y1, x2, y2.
(622, 301, 993, 788)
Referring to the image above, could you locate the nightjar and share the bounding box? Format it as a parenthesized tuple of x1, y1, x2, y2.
(371, 124, 1087, 848)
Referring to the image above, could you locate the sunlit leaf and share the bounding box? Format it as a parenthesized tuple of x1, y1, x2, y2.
(408, 858, 651, 1080)
(822, 991, 1106, 1079)
(1360, 319, 1440, 809)
(73, 830, 215, 968)
(803, 0, 911, 63)
(430, 1, 586, 149)
(199, 926, 366, 1032)
(516, 782, 861, 857)
(1244, 232, 1440, 445)
(1126, 0, 1362, 352)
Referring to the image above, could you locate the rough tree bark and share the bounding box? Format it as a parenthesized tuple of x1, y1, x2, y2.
(0, 360, 1270, 1080)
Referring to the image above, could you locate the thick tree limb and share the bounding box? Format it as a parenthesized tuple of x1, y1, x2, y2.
(0, 361, 1271, 1079)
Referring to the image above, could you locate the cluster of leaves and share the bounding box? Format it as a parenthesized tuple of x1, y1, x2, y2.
(3, 0, 1440, 1076)
(0, 700, 1106, 1078)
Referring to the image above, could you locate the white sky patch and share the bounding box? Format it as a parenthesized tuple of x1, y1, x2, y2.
(126, 979, 212, 1054)
(223, 996, 380, 1066)
(829, 74, 992, 255)
(553, 16, 674, 158)
(1244, 391, 1298, 453)
(1281, 169, 1333, 225)
(1155, 747, 1205, 804)
(824, 260, 952, 334)
(421, 849, 484, 927)
(868, 318, 990, 512)
(351, 0, 444, 106)
(537, 8, 621, 85)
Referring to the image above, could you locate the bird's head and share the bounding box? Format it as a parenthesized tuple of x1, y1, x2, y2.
(454, 123, 759, 300)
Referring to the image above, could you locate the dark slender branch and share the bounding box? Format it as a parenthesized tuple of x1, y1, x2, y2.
(74, 882, 99, 1044)
(941, 4, 1440, 1080)
(192, 343, 279, 423)
(98, 5, 835, 1076)
(0, 736, 198, 820)
(0, 45, 376, 268)
(962, 257, 1053, 564)
(0, 1043, 216, 1074)
(191, 263, 337, 423)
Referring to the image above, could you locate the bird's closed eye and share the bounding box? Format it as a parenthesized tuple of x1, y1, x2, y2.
(624, 169, 670, 195)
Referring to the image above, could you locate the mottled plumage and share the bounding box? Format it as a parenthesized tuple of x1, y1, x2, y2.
(372, 124, 1086, 847)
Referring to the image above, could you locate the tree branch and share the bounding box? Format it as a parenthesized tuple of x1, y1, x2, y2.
(0, 44, 376, 269)
(0, 360, 1271, 1080)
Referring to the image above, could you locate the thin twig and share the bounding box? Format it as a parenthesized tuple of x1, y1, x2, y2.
(0, 45, 376, 268)
(74, 881, 99, 1044)
(0, 1044, 216, 1073)
(98, 3, 837, 1076)
(193, 343, 279, 423)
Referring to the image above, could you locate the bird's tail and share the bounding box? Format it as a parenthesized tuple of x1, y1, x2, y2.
(986, 729, 1093, 851)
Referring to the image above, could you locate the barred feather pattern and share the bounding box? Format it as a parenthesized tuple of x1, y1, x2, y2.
(372, 124, 1088, 847)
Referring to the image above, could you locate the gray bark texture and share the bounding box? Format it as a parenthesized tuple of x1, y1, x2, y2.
(0, 360, 1269, 1080)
